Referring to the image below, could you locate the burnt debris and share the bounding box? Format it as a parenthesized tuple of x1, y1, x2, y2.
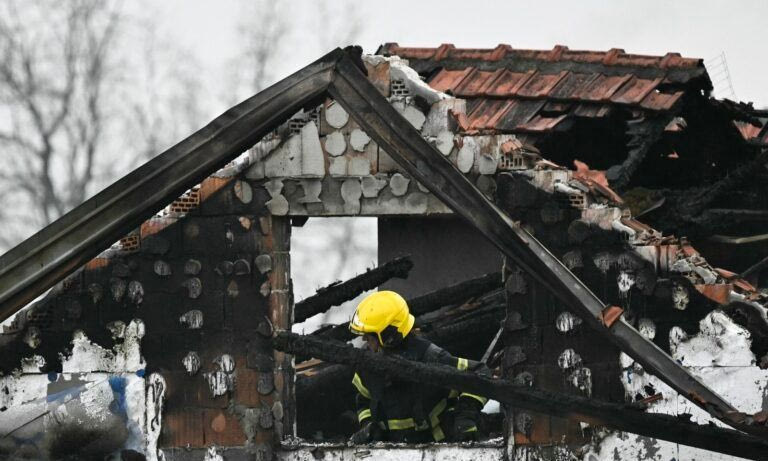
(275, 332, 768, 459)
(294, 255, 414, 323)
(408, 271, 503, 316)
(307, 271, 503, 346)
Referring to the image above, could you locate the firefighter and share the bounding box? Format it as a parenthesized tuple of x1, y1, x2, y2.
(348, 290, 489, 444)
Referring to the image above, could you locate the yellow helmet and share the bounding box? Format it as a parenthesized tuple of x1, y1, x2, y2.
(349, 291, 415, 346)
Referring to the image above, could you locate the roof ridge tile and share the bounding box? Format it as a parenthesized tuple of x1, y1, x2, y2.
(383, 44, 703, 69)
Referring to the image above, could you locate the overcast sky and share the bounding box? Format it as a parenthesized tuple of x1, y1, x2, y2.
(155, 0, 767, 109)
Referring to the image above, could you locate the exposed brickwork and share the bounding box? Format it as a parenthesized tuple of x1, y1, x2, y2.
(119, 233, 140, 252)
(234, 367, 265, 407)
(168, 186, 201, 215)
(0, 179, 293, 453)
(203, 409, 247, 446)
(163, 409, 204, 447)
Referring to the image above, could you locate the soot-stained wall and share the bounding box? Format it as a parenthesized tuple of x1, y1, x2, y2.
(494, 168, 768, 461)
(0, 176, 294, 461)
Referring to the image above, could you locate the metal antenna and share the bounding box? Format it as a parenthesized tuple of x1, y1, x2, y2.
(706, 51, 737, 100)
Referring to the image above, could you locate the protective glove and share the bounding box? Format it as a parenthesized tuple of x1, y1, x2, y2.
(452, 396, 482, 441)
(476, 363, 492, 378)
(350, 420, 376, 444)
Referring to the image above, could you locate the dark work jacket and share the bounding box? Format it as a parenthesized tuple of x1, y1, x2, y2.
(351, 334, 488, 442)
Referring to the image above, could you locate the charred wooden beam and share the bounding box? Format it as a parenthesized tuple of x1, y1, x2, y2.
(643, 151, 768, 234)
(418, 288, 505, 330)
(309, 273, 503, 344)
(741, 254, 768, 279)
(297, 288, 504, 365)
(275, 332, 768, 459)
(408, 272, 502, 316)
(607, 116, 669, 190)
(684, 150, 768, 218)
(423, 305, 504, 348)
(295, 312, 503, 437)
(311, 321, 354, 343)
(296, 301, 503, 396)
(294, 256, 413, 323)
(706, 209, 768, 221)
(710, 233, 768, 245)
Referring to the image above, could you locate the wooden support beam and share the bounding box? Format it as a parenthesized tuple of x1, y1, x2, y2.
(294, 256, 413, 323)
(274, 332, 768, 459)
(310, 273, 503, 344)
(741, 254, 768, 279)
(408, 272, 503, 316)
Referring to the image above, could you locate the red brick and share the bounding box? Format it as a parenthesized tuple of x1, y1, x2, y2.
(203, 409, 246, 446)
(198, 177, 232, 202)
(161, 409, 204, 448)
(234, 368, 262, 407)
(164, 371, 229, 409)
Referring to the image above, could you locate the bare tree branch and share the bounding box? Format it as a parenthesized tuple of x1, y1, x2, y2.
(0, 0, 204, 251)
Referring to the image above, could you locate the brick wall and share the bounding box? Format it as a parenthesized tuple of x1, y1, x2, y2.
(0, 176, 294, 460)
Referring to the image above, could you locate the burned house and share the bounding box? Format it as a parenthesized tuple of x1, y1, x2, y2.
(0, 44, 767, 460)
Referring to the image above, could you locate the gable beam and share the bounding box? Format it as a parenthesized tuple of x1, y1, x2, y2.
(0, 50, 341, 319)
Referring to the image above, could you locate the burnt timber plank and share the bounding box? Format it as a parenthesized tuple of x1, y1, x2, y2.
(275, 332, 768, 460)
(408, 271, 502, 316)
(294, 255, 413, 322)
(311, 271, 503, 344)
(328, 52, 766, 438)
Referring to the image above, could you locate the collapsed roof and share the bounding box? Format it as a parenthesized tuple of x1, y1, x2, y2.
(378, 43, 767, 194)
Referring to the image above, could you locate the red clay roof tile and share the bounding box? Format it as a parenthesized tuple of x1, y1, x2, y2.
(381, 43, 703, 69)
(516, 71, 568, 98)
(381, 43, 710, 135)
(576, 74, 633, 102)
(484, 69, 535, 97)
(610, 76, 662, 104)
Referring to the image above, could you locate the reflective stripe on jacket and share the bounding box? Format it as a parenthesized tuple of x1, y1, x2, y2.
(352, 334, 489, 442)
